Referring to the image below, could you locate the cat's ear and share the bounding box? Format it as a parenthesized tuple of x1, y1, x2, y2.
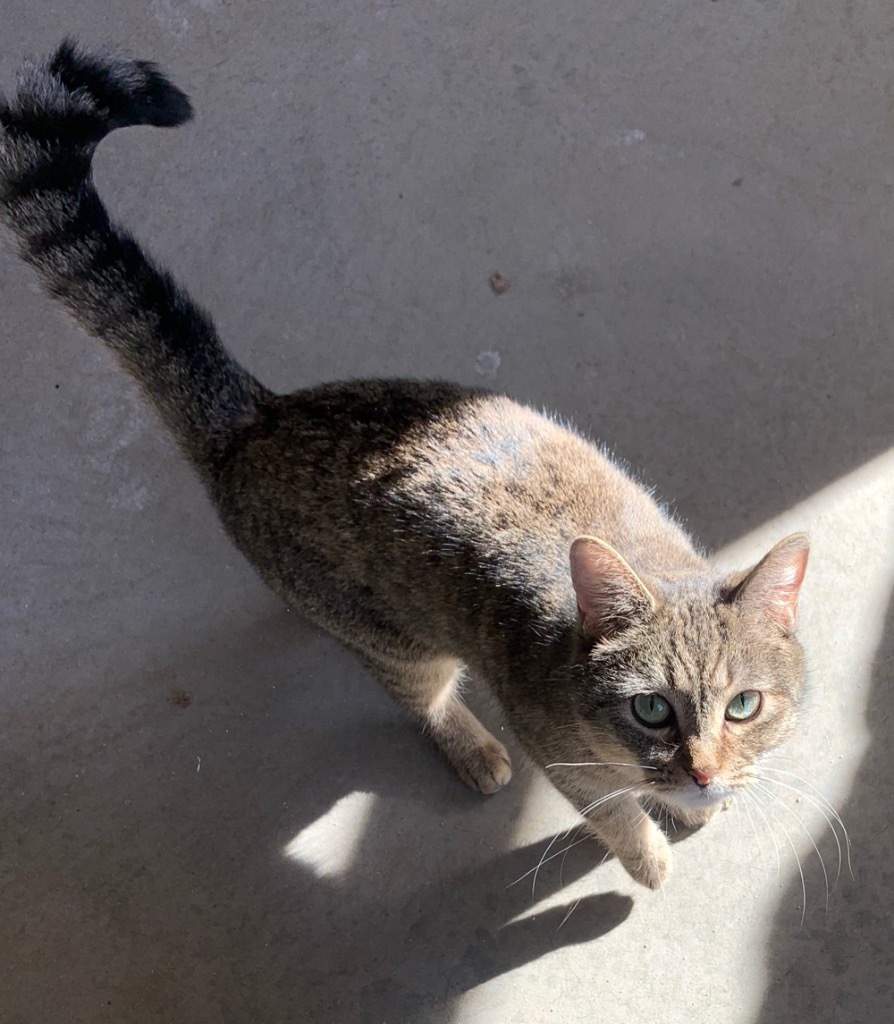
(723, 533, 810, 633)
(570, 536, 657, 639)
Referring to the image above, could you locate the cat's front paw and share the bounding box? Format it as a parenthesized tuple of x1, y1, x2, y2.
(453, 738, 513, 795)
(617, 833, 672, 890)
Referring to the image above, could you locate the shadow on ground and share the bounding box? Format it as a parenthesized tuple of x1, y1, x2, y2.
(1, 599, 633, 1023)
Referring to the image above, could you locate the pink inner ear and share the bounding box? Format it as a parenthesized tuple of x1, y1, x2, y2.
(739, 536, 809, 631)
(770, 552, 808, 629)
(570, 536, 655, 637)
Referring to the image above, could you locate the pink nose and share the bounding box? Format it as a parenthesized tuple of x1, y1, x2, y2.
(689, 768, 716, 788)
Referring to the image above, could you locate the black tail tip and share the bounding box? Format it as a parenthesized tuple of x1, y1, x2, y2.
(0, 39, 192, 140)
(48, 38, 193, 129)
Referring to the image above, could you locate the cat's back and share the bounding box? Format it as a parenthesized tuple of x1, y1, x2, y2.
(216, 379, 702, 589)
(220, 378, 614, 514)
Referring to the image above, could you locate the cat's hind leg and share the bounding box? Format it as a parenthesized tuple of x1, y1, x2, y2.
(360, 650, 512, 795)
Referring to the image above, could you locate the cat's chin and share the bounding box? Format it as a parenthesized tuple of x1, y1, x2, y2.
(653, 788, 734, 831)
(657, 783, 733, 819)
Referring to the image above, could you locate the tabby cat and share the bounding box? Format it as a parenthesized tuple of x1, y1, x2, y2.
(0, 42, 809, 888)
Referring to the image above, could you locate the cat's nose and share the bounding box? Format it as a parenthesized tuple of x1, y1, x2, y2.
(689, 768, 716, 788)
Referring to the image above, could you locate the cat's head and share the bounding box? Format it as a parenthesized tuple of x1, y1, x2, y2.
(569, 533, 810, 817)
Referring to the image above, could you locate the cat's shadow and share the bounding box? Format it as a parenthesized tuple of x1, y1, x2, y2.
(101, 600, 636, 1021)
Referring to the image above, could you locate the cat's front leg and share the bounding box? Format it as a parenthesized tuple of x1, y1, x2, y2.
(583, 794, 671, 890)
(545, 769, 671, 888)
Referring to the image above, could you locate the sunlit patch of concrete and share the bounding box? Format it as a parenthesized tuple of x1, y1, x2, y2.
(284, 791, 376, 879)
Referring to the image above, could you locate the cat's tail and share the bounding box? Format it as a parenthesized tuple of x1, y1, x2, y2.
(0, 40, 268, 462)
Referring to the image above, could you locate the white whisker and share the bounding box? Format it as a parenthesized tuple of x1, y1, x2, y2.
(763, 753, 812, 772)
(578, 785, 641, 821)
(557, 897, 583, 931)
(755, 774, 846, 885)
(750, 788, 808, 927)
(743, 788, 782, 882)
(754, 782, 830, 913)
(559, 822, 586, 888)
(506, 830, 593, 890)
(739, 786, 768, 871)
(508, 784, 641, 895)
(526, 831, 565, 900)
(756, 766, 852, 879)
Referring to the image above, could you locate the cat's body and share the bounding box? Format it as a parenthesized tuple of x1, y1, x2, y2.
(0, 43, 810, 889)
(217, 381, 710, 794)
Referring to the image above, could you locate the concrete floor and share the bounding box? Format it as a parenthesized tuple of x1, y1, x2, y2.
(2, 2, 892, 1022)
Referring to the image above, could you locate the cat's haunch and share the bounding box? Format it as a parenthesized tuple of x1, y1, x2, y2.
(0, 42, 810, 890)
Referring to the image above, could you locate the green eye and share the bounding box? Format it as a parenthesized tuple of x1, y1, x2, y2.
(726, 690, 762, 722)
(632, 693, 673, 727)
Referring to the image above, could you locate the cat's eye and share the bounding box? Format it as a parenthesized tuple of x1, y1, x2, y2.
(725, 690, 762, 722)
(632, 693, 673, 727)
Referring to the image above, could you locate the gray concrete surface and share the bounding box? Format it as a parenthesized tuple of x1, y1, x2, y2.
(2, 2, 892, 1022)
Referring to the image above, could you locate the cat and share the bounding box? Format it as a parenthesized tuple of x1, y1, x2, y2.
(0, 42, 809, 889)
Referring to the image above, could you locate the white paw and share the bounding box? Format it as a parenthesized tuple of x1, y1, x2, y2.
(618, 833, 672, 890)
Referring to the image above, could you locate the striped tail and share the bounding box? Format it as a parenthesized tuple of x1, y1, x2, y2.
(0, 40, 268, 462)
